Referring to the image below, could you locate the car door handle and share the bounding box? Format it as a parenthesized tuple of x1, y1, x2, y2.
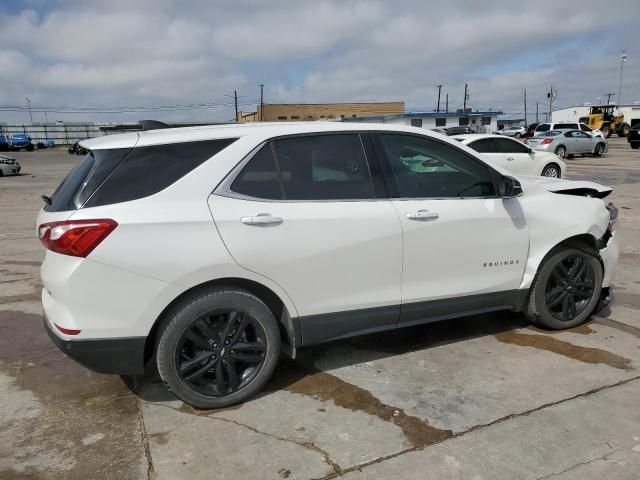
(240, 214, 283, 226)
(506, 157, 515, 161)
(406, 210, 439, 221)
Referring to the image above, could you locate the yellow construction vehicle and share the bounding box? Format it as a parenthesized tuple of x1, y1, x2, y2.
(580, 105, 630, 138)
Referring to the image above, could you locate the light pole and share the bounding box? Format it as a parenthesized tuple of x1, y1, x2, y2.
(618, 51, 627, 106)
(25, 97, 33, 123)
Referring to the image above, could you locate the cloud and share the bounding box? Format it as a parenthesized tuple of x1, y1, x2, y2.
(0, 0, 639, 123)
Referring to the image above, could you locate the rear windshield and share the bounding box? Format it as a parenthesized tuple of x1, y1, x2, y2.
(46, 138, 237, 211)
(541, 131, 562, 137)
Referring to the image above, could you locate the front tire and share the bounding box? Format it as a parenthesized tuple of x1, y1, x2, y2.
(157, 288, 281, 409)
(541, 163, 561, 178)
(593, 143, 605, 157)
(525, 248, 602, 329)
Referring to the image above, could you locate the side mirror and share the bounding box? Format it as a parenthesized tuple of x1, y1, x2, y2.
(499, 176, 523, 198)
(421, 158, 445, 167)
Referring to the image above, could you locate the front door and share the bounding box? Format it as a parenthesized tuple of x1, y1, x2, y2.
(373, 133, 529, 324)
(209, 133, 403, 342)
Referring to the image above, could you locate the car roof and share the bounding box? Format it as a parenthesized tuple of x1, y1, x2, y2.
(450, 133, 517, 143)
(81, 122, 449, 150)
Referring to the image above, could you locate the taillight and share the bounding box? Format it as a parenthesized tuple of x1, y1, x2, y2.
(542, 138, 553, 144)
(523, 138, 528, 144)
(38, 219, 117, 257)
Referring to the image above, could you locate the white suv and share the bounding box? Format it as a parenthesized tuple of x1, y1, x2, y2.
(535, 122, 604, 138)
(37, 122, 619, 408)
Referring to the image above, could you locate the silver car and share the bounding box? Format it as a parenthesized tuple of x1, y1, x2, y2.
(526, 129, 607, 158)
(498, 126, 526, 138)
(0, 154, 21, 176)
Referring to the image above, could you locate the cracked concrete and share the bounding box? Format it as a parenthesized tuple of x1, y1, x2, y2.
(1, 139, 640, 479)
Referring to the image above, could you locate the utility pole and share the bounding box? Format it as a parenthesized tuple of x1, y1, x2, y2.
(234, 90, 238, 121)
(463, 83, 469, 110)
(547, 85, 555, 120)
(523, 88, 527, 127)
(436, 85, 442, 113)
(604, 92, 616, 105)
(259, 84, 264, 121)
(25, 97, 33, 123)
(535, 101, 539, 123)
(445, 93, 449, 114)
(619, 51, 627, 106)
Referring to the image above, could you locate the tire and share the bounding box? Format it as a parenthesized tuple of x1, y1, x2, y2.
(593, 143, 605, 157)
(525, 248, 603, 330)
(515, 132, 521, 139)
(602, 125, 612, 138)
(555, 145, 566, 158)
(157, 288, 281, 409)
(632, 143, 640, 150)
(541, 163, 561, 178)
(25, 144, 34, 152)
(618, 123, 630, 137)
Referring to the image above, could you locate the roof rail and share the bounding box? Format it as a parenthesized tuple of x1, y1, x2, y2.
(139, 120, 171, 131)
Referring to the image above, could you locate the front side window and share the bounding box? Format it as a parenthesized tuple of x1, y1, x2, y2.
(378, 134, 496, 198)
(273, 134, 374, 200)
(536, 124, 551, 132)
(580, 124, 592, 132)
(495, 138, 530, 154)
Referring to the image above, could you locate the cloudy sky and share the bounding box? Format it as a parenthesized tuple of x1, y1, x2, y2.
(1, 0, 638, 124)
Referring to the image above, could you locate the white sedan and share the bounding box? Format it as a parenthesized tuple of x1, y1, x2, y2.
(453, 134, 566, 178)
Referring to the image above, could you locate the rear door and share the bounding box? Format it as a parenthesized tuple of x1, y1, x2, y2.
(209, 133, 403, 342)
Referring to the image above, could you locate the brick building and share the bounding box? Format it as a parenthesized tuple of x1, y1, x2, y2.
(237, 102, 405, 122)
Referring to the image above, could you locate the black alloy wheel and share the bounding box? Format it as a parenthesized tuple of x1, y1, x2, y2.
(525, 248, 602, 329)
(176, 310, 266, 397)
(544, 254, 596, 322)
(157, 288, 280, 409)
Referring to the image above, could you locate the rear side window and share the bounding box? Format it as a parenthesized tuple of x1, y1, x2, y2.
(45, 148, 131, 212)
(468, 138, 498, 153)
(231, 145, 282, 200)
(85, 139, 236, 207)
(273, 134, 374, 200)
(554, 123, 576, 129)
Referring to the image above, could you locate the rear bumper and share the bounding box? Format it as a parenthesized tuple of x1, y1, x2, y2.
(44, 313, 146, 375)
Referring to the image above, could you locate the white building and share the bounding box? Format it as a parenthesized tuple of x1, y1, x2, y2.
(552, 104, 640, 127)
(342, 110, 503, 132)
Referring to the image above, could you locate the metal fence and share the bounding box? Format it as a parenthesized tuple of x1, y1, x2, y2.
(0, 123, 141, 145)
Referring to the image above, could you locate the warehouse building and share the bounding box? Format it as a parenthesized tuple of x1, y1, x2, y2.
(343, 109, 503, 132)
(237, 102, 405, 122)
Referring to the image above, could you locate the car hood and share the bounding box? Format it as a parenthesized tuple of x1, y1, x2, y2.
(517, 175, 612, 199)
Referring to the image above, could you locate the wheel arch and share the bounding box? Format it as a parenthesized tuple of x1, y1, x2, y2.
(144, 277, 299, 366)
(541, 162, 561, 177)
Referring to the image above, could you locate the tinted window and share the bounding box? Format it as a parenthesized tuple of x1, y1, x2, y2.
(231, 145, 282, 199)
(378, 134, 496, 198)
(459, 117, 469, 126)
(495, 138, 529, 153)
(85, 139, 236, 207)
(468, 138, 498, 153)
(45, 148, 131, 212)
(272, 134, 374, 200)
(554, 123, 577, 129)
(580, 124, 592, 132)
(536, 124, 551, 132)
(435, 117, 446, 127)
(541, 131, 562, 137)
(411, 119, 423, 127)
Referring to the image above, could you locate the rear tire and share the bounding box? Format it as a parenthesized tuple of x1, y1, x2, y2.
(618, 123, 630, 137)
(632, 143, 640, 150)
(593, 143, 605, 157)
(515, 132, 521, 138)
(157, 288, 281, 409)
(26, 144, 34, 152)
(525, 248, 602, 330)
(554, 145, 566, 158)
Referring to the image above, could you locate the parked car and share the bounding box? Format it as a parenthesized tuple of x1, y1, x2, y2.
(453, 134, 566, 178)
(0, 134, 10, 151)
(0, 154, 21, 176)
(628, 125, 640, 149)
(497, 126, 526, 138)
(534, 122, 604, 138)
(38, 123, 619, 408)
(445, 126, 474, 135)
(68, 139, 88, 155)
(37, 139, 55, 149)
(9, 133, 34, 151)
(527, 129, 608, 158)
